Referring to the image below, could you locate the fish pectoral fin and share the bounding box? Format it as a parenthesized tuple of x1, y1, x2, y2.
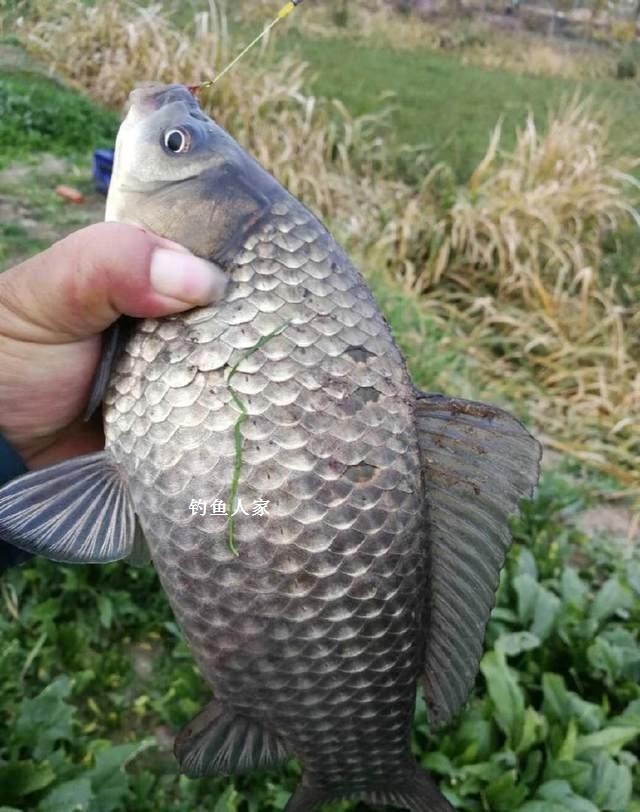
(127, 523, 151, 568)
(414, 390, 542, 728)
(0, 451, 137, 563)
(175, 698, 289, 777)
(84, 317, 135, 420)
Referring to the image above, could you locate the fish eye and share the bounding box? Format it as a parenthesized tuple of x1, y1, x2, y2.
(163, 127, 191, 155)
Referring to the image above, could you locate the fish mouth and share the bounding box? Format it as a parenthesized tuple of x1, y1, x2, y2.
(127, 82, 198, 116)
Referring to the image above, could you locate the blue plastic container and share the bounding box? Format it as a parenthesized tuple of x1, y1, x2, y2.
(92, 148, 115, 195)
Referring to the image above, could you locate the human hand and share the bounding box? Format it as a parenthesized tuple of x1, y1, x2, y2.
(0, 223, 227, 469)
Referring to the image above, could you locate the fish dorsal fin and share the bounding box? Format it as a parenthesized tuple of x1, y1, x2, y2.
(414, 391, 541, 727)
(0, 452, 137, 563)
(175, 698, 289, 777)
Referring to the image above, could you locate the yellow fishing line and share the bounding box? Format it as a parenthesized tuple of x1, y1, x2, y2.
(196, 0, 303, 90)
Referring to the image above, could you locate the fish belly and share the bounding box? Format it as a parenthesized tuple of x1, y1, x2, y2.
(104, 200, 426, 784)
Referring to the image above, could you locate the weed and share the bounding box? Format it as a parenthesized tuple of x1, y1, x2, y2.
(380, 99, 640, 495)
(0, 72, 117, 167)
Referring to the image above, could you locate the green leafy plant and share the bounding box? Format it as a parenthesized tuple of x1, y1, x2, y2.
(1, 473, 637, 811)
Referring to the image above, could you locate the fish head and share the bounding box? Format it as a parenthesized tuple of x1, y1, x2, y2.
(106, 82, 279, 263)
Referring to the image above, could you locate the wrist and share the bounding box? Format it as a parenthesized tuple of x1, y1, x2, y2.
(0, 433, 33, 571)
(0, 433, 27, 482)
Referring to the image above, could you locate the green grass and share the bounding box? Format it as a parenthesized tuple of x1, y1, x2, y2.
(0, 221, 47, 267)
(268, 32, 640, 182)
(0, 71, 117, 169)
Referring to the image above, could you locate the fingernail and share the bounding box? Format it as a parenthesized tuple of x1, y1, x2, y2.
(150, 249, 227, 305)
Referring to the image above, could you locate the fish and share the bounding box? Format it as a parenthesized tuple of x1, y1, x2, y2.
(0, 83, 542, 812)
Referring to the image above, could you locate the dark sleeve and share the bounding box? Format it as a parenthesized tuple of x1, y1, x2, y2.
(0, 435, 33, 572)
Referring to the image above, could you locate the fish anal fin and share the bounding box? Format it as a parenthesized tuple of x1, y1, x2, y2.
(414, 391, 542, 728)
(0, 451, 136, 563)
(175, 698, 289, 777)
(285, 766, 455, 812)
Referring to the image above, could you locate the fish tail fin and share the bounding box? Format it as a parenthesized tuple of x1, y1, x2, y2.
(285, 766, 455, 812)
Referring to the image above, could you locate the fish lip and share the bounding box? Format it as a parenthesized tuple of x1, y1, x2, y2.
(127, 82, 197, 116)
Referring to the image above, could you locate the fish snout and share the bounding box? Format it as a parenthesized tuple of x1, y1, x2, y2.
(127, 83, 197, 117)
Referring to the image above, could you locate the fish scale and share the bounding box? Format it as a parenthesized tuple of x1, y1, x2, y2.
(104, 196, 427, 789)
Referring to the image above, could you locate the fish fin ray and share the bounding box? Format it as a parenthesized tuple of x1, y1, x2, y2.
(284, 784, 332, 812)
(414, 391, 542, 728)
(0, 451, 136, 563)
(285, 766, 454, 812)
(127, 522, 150, 567)
(84, 317, 135, 420)
(175, 698, 289, 777)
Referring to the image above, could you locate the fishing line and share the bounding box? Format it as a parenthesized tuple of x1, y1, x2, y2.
(194, 0, 305, 91)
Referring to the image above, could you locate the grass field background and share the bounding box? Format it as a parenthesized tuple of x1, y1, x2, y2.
(0, 2, 638, 810)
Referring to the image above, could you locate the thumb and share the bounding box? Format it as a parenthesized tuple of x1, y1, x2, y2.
(0, 222, 228, 342)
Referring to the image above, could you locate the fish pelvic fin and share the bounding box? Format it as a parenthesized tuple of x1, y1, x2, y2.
(175, 698, 289, 777)
(285, 766, 455, 812)
(0, 451, 138, 563)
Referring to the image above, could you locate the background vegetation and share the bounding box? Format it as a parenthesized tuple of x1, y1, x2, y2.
(0, 1, 638, 810)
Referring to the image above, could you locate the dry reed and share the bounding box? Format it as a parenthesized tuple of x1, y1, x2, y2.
(381, 99, 640, 491)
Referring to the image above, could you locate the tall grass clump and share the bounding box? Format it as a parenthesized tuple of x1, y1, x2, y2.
(382, 99, 640, 492)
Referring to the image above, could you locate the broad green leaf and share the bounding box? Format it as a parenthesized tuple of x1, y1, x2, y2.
(576, 726, 640, 756)
(558, 718, 578, 761)
(213, 786, 239, 812)
(87, 740, 155, 812)
(521, 749, 543, 785)
(516, 706, 547, 754)
(97, 596, 113, 630)
(542, 673, 604, 733)
(613, 698, 640, 727)
(543, 759, 592, 795)
(515, 574, 539, 624)
(14, 677, 74, 760)
(496, 631, 540, 657)
(561, 568, 588, 611)
(485, 769, 529, 811)
(450, 716, 494, 764)
(0, 761, 56, 803)
(514, 575, 561, 641)
(480, 650, 524, 748)
(38, 778, 94, 812)
(422, 752, 454, 775)
(531, 587, 561, 641)
(585, 751, 633, 811)
(515, 548, 538, 580)
(590, 578, 632, 624)
(518, 779, 599, 812)
(587, 637, 624, 684)
(542, 673, 571, 725)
